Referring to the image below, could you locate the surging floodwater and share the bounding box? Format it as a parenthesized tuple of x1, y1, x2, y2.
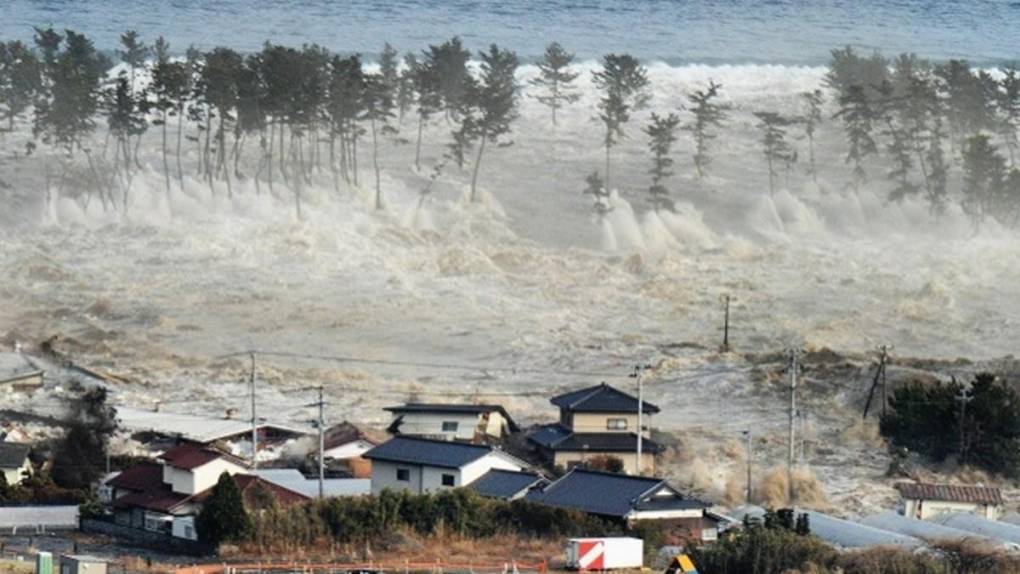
(2, 0, 1019, 64)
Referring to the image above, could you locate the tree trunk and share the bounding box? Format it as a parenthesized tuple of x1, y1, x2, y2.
(469, 132, 487, 203)
(267, 120, 275, 196)
(604, 130, 612, 193)
(176, 106, 185, 191)
(372, 117, 383, 209)
(415, 115, 424, 171)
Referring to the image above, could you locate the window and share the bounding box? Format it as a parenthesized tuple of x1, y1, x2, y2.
(442, 421, 459, 432)
(607, 418, 628, 430)
(441, 474, 456, 487)
(396, 468, 410, 481)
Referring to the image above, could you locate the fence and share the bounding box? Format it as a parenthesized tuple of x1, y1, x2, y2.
(0, 506, 79, 532)
(175, 559, 548, 574)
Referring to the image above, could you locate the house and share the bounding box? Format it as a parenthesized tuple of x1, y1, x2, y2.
(385, 403, 518, 443)
(0, 441, 32, 485)
(529, 383, 662, 475)
(0, 351, 44, 393)
(896, 481, 1002, 520)
(363, 436, 526, 495)
(254, 468, 370, 498)
(469, 469, 546, 500)
(115, 406, 311, 462)
(526, 468, 717, 541)
(322, 421, 385, 478)
(105, 444, 306, 540)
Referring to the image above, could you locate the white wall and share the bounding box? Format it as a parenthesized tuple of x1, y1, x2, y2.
(165, 458, 247, 495)
(2, 459, 30, 485)
(903, 499, 998, 520)
(172, 515, 198, 540)
(392, 412, 482, 441)
(370, 452, 522, 495)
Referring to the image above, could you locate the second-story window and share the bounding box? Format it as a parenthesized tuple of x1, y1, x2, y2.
(397, 468, 410, 481)
(442, 421, 459, 432)
(607, 418, 628, 430)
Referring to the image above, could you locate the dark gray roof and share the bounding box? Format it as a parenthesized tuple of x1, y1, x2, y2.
(526, 468, 707, 518)
(528, 424, 663, 453)
(384, 403, 518, 431)
(470, 469, 546, 499)
(363, 436, 496, 469)
(0, 442, 31, 468)
(551, 383, 660, 414)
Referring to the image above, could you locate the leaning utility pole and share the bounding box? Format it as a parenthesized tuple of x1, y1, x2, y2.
(863, 344, 892, 419)
(787, 348, 802, 504)
(249, 351, 258, 470)
(720, 294, 732, 352)
(742, 430, 752, 503)
(317, 385, 325, 499)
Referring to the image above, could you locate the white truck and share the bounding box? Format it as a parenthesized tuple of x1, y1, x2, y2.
(565, 537, 644, 571)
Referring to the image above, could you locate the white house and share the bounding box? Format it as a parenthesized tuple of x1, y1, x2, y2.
(159, 444, 249, 495)
(896, 482, 1003, 520)
(363, 436, 526, 495)
(385, 404, 518, 443)
(0, 442, 32, 485)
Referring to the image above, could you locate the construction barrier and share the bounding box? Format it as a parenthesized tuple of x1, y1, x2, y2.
(175, 559, 547, 574)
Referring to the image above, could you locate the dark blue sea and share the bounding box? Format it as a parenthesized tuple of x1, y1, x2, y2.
(1, 1, 1018, 65)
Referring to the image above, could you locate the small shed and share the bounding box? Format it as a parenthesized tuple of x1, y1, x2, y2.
(59, 556, 107, 574)
(896, 482, 1002, 520)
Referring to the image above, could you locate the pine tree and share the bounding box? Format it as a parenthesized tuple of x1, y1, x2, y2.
(463, 44, 519, 203)
(529, 42, 580, 127)
(925, 114, 949, 214)
(935, 60, 991, 146)
(961, 133, 1006, 223)
(379, 43, 400, 106)
(195, 472, 252, 546)
(682, 80, 729, 179)
(834, 84, 878, 190)
(592, 53, 650, 191)
(0, 41, 41, 133)
(117, 31, 149, 168)
(800, 90, 824, 185)
(825, 46, 889, 101)
(644, 112, 680, 211)
(397, 52, 418, 122)
(362, 71, 396, 209)
(753, 111, 796, 197)
(875, 80, 920, 202)
(998, 65, 1020, 166)
(410, 49, 440, 171)
(582, 170, 610, 217)
(200, 47, 242, 196)
(150, 37, 189, 196)
(104, 73, 146, 206)
(427, 37, 472, 122)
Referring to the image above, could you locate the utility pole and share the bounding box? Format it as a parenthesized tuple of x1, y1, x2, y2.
(878, 345, 890, 418)
(317, 385, 325, 499)
(250, 351, 258, 471)
(956, 386, 973, 464)
(631, 364, 651, 476)
(742, 430, 752, 503)
(720, 294, 732, 352)
(787, 347, 802, 505)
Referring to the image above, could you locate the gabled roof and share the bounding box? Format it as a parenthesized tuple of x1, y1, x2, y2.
(528, 424, 664, 453)
(0, 442, 31, 468)
(107, 461, 163, 492)
(384, 403, 519, 432)
(191, 474, 310, 507)
(323, 421, 384, 451)
(364, 436, 506, 469)
(112, 487, 191, 513)
(470, 469, 546, 499)
(550, 383, 660, 414)
(526, 468, 707, 518)
(896, 482, 1003, 505)
(160, 444, 247, 470)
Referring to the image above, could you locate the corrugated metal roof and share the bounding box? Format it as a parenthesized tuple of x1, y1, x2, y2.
(363, 436, 497, 468)
(860, 511, 1012, 549)
(116, 406, 311, 444)
(551, 383, 660, 414)
(730, 506, 922, 550)
(255, 469, 370, 498)
(928, 513, 1020, 544)
(526, 468, 705, 518)
(896, 482, 1002, 505)
(470, 469, 545, 499)
(0, 506, 79, 528)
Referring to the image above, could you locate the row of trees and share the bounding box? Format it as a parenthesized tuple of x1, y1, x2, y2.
(4, 31, 1020, 227)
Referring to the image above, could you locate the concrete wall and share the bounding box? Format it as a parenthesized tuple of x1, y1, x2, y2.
(553, 451, 655, 475)
(903, 499, 998, 520)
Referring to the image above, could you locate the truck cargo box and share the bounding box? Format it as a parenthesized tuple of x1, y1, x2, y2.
(565, 537, 644, 570)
